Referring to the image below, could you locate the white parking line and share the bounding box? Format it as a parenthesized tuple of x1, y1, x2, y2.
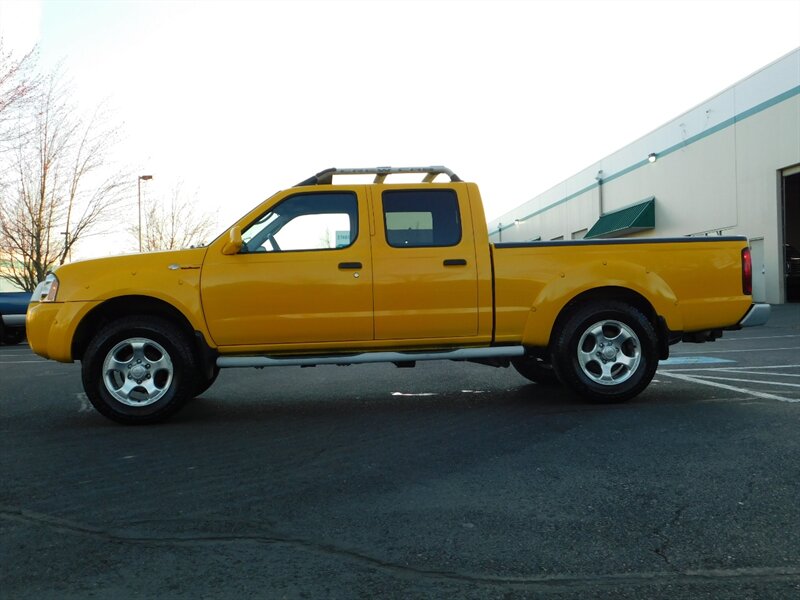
(672, 347, 800, 355)
(718, 334, 800, 342)
(659, 372, 799, 403)
(692, 375, 800, 389)
(75, 393, 93, 413)
(659, 356, 735, 365)
(699, 369, 800, 378)
(717, 371, 800, 378)
(662, 364, 800, 373)
(0, 360, 48, 364)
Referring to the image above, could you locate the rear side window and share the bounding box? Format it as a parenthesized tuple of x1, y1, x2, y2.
(382, 189, 461, 248)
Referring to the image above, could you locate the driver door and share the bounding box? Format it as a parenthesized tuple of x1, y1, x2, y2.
(200, 187, 373, 347)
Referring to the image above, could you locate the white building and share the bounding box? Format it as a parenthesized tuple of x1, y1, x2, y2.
(488, 48, 800, 305)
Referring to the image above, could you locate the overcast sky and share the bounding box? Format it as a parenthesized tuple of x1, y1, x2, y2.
(1, 0, 799, 257)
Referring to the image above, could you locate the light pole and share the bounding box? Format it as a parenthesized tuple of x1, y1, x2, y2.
(138, 175, 153, 252)
(60, 230, 71, 263)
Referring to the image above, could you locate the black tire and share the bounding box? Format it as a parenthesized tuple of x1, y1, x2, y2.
(194, 365, 220, 397)
(2, 327, 25, 345)
(512, 356, 560, 385)
(551, 300, 658, 403)
(81, 316, 197, 424)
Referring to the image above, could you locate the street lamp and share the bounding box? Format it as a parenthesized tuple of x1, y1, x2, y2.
(138, 175, 153, 252)
(60, 231, 71, 263)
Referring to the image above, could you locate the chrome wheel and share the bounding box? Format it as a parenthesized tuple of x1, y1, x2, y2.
(102, 337, 174, 407)
(577, 319, 641, 386)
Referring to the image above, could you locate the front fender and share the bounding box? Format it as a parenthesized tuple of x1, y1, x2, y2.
(29, 248, 213, 361)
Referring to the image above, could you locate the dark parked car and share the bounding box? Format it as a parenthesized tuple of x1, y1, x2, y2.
(0, 291, 31, 345)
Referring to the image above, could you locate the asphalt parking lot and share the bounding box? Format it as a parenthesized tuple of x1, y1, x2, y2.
(1, 305, 799, 599)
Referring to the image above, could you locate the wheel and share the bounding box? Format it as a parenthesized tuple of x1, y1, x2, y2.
(81, 316, 197, 424)
(2, 327, 25, 345)
(194, 365, 220, 397)
(512, 356, 560, 385)
(551, 300, 658, 403)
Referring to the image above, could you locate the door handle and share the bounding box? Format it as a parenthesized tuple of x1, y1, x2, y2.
(443, 259, 467, 266)
(338, 262, 362, 270)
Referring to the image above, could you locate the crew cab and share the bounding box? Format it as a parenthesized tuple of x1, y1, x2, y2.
(26, 166, 769, 423)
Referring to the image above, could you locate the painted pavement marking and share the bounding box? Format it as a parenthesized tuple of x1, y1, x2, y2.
(690, 375, 800, 389)
(75, 393, 93, 413)
(662, 364, 800, 374)
(717, 334, 800, 342)
(671, 346, 800, 355)
(659, 371, 799, 404)
(659, 356, 735, 366)
(0, 360, 48, 364)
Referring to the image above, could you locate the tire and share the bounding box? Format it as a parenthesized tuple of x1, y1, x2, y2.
(512, 356, 560, 385)
(81, 316, 197, 424)
(194, 365, 220, 397)
(2, 327, 25, 345)
(551, 300, 658, 403)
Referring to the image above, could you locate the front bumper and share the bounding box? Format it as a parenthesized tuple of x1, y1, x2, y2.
(738, 303, 771, 328)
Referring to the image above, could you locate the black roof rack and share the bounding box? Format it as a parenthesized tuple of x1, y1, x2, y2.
(295, 166, 462, 187)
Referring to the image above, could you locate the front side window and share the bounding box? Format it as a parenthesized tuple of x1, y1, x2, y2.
(382, 189, 461, 248)
(241, 192, 358, 253)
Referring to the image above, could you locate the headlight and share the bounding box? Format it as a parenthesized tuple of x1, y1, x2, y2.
(33, 273, 60, 302)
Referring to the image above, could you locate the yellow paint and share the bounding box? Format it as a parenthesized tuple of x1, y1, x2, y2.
(492, 240, 751, 346)
(369, 182, 492, 340)
(26, 178, 754, 364)
(26, 248, 210, 361)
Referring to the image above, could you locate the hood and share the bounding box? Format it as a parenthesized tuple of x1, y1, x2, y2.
(52, 247, 209, 302)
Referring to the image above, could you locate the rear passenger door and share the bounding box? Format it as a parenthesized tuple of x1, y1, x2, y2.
(371, 185, 479, 340)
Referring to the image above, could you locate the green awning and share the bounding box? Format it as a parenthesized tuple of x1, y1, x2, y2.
(585, 197, 655, 239)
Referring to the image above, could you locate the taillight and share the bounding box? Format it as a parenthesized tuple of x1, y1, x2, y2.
(742, 247, 752, 295)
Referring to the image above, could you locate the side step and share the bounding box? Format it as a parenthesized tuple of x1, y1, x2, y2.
(217, 346, 525, 369)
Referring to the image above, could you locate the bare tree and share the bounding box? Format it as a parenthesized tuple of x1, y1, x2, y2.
(0, 41, 39, 154)
(134, 183, 217, 252)
(0, 72, 130, 291)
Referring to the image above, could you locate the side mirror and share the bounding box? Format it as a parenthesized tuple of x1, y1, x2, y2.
(221, 226, 243, 255)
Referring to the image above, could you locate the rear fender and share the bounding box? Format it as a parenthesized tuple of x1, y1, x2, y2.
(519, 261, 682, 348)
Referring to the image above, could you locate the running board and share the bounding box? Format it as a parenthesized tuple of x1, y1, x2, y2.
(216, 346, 525, 369)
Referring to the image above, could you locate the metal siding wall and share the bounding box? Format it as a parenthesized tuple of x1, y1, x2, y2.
(735, 98, 800, 302)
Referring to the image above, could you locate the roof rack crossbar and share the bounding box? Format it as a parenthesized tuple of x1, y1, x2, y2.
(295, 166, 461, 187)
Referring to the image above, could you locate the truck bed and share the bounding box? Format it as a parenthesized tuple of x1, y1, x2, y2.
(491, 236, 752, 347)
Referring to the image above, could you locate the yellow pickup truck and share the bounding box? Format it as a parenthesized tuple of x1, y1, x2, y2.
(27, 166, 769, 424)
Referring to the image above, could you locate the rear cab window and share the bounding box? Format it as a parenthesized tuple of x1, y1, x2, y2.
(382, 189, 462, 248)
